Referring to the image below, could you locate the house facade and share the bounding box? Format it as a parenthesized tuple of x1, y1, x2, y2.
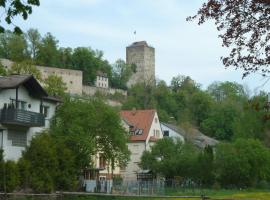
(0, 75, 59, 160)
(160, 122, 185, 142)
(120, 109, 162, 181)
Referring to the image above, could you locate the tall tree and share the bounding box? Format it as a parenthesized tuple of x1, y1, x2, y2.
(72, 47, 112, 84)
(43, 74, 67, 97)
(36, 33, 59, 67)
(207, 81, 247, 101)
(111, 59, 135, 90)
(51, 98, 130, 172)
(188, 0, 270, 77)
(5, 31, 30, 61)
(58, 47, 73, 68)
(26, 28, 41, 59)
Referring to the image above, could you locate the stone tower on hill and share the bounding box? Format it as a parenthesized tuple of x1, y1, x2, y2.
(126, 41, 155, 88)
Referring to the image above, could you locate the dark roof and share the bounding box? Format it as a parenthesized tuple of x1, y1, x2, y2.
(0, 75, 48, 98)
(96, 71, 107, 78)
(43, 95, 62, 103)
(128, 41, 150, 48)
(161, 122, 219, 149)
(161, 122, 186, 137)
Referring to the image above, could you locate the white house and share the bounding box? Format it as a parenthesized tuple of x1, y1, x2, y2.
(161, 122, 219, 149)
(0, 75, 60, 160)
(95, 71, 109, 89)
(160, 122, 185, 142)
(120, 109, 163, 181)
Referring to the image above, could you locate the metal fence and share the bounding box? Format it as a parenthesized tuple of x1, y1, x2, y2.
(113, 179, 206, 196)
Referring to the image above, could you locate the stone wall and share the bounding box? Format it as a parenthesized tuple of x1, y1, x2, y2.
(1, 58, 83, 95)
(82, 85, 127, 96)
(126, 41, 155, 87)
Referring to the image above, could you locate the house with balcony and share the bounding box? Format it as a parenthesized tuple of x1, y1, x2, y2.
(0, 75, 60, 160)
(120, 109, 163, 181)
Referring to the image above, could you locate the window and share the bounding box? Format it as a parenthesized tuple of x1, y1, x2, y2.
(153, 130, 160, 138)
(155, 118, 158, 123)
(40, 105, 50, 118)
(156, 130, 160, 138)
(8, 129, 27, 147)
(163, 130, 169, 137)
(99, 154, 106, 169)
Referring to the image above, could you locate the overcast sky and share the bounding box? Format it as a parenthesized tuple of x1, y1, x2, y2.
(11, 0, 269, 94)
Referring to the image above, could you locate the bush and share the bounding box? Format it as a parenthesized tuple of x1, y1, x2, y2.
(5, 160, 19, 192)
(215, 139, 270, 188)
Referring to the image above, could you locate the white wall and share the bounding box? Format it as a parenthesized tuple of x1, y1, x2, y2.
(120, 111, 163, 181)
(145, 111, 163, 150)
(95, 76, 109, 88)
(160, 123, 185, 142)
(121, 142, 146, 181)
(0, 86, 57, 161)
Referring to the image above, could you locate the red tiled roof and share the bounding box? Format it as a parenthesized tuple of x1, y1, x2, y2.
(120, 109, 156, 142)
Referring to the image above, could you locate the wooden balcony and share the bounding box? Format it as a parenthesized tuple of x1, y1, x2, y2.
(0, 108, 45, 127)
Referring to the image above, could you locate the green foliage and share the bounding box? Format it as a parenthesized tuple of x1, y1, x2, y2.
(0, 31, 30, 61)
(5, 161, 19, 192)
(215, 139, 270, 187)
(26, 28, 41, 59)
(140, 137, 198, 179)
(54, 142, 78, 191)
(111, 59, 135, 90)
(51, 97, 130, 171)
(22, 133, 57, 193)
(17, 158, 30, 190)
(122, 82, 156, 110)
(0, 150, 4, 191)
(20, 132, 78, 192)
(207, 81, 247, 101)
(196, 146, 214, 186)
(36, 33, 60, 67)
(0, 62, 7, 76)
(8, 60, 42, 81)
(0, 152, 20, 192)
(43, 74, 67, 97)
(200, 102, 240, 140)
(72, 47, 112, 84)
(142, 138, 270, 188)
(0, 0, 40, 34)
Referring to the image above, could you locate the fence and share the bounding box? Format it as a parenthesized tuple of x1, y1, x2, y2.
(113, 179, 207, 196)
(0, 192, 209, 200)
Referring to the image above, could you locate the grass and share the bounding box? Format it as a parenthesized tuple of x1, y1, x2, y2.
(165, 188, 270, 200)
(3, 189, 270, 200)
(211, 191, 270, 200)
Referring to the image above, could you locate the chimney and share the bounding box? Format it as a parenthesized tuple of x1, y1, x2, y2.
(132, 107, 136, 115)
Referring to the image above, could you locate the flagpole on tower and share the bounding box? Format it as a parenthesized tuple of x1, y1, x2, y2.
(134, 30, 136, 41)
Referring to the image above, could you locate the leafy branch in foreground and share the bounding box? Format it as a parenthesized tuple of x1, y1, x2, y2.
(188, 0, 270, 78)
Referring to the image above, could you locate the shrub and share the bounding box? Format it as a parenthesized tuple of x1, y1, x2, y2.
(5, 161, 19, 192)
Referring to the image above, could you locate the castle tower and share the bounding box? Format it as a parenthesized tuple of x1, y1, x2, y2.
(126, 41, 155, 87)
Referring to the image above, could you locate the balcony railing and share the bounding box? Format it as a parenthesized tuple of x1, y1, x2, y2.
(0, 108, 45, 127)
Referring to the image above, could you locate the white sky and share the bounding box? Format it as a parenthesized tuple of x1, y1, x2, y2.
(9, 0, 270, 94)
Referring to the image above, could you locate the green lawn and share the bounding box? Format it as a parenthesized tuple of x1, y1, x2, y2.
(62, 190, 270, 200)
(4, 190, 270, 200)
(211, 191, 270, 200)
